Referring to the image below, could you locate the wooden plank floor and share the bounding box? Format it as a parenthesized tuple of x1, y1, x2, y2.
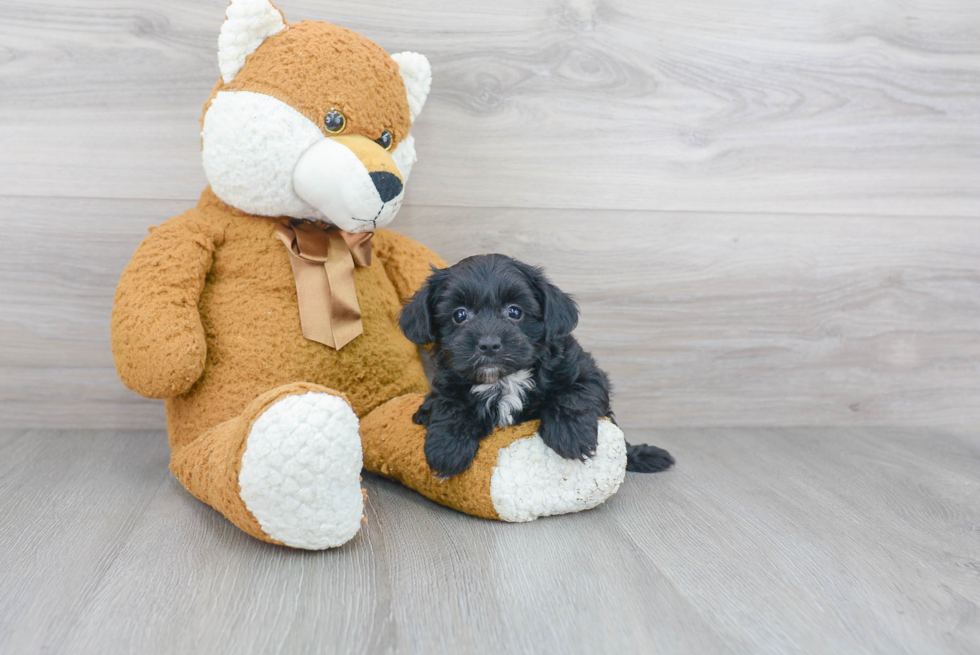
(2, 427, 977, 654)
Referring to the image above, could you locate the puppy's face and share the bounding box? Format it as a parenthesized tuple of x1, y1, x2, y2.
(400, 254, 579, 383)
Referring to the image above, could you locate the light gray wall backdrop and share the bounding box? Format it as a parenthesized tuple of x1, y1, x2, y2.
(1, 0, 978, 429)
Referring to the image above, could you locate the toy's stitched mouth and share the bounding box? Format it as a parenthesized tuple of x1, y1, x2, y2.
(349, 205, 386, 230)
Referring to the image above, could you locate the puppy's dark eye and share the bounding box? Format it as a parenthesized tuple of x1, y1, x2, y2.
(376, 130, 393, 150)
(507, 306, 523, 320)
(453, 309, 468, 324)
(325, 110, 346, 134)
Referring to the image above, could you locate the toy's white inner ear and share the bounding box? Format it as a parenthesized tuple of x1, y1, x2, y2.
(218, 0, 286, 83)
(391, 52, 432, 123)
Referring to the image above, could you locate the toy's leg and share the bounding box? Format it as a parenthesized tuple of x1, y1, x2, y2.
(170, 382, 364, 549)
(360, 395, 628, 522)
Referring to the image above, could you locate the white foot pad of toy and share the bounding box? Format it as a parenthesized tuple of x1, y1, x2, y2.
(239, 392, 364, 549)
(489, 420, 627, 522)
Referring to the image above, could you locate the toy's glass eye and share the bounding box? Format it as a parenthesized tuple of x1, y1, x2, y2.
(507, 306, 523, 320)
(324, 110, 346, 134)
(453, 309, 468, 324)
(376, 130, 393, 151)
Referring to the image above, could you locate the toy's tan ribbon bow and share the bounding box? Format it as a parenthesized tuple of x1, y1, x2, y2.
(274, 220, 373, 350)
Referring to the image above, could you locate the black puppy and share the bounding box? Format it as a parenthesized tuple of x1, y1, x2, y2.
(399, 253, 675, 479)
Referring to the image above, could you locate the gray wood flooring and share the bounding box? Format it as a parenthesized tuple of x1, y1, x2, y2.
(2, 427, 978, 654)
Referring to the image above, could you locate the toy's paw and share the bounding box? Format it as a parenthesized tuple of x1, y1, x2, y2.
(238, 392, 364, 549)
(490, 420, 627, 522)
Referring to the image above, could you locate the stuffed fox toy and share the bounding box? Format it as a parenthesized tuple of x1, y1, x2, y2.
(111, 0, 630, 549)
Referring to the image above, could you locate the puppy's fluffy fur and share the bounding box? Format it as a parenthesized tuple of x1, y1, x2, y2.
(400, 254, 675, 479)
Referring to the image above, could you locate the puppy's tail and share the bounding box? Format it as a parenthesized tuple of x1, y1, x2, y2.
(625, 443, 675, 473)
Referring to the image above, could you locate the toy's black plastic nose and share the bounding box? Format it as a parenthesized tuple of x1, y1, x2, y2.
(370, 172, 403, 203)
(478, 337, 502, 353)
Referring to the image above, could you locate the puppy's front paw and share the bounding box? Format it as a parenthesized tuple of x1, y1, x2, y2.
(423, 425, 481, 479)
(412, 406, 430, 426)
(412, 395, 435, 426)
(540, 412, 599, 461)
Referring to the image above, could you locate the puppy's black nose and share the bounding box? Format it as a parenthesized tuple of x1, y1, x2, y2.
(369, 172, 403, 203)
(478, 337, 502, 353)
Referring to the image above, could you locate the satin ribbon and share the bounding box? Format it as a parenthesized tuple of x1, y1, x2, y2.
(274, 220, 373, 349)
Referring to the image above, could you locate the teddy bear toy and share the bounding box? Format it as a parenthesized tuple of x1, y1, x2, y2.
(110, 0, 630, 549)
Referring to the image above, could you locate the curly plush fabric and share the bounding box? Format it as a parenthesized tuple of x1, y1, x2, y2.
(390, 52, 431, 123)
(111, 218, 221, 399)
(360, 396, 628, 522)
(239, 391, 364, 548)
(218, 0, 286, 83)
(490, 419, 627, 522)
(112, 189, 441, 453)
(208, 21, 412, 149)
(169, 382, 351, 545)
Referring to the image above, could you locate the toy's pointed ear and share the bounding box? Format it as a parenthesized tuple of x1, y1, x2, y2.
(399, 267, 445, 345)
(391, 52, 432, 123)
(218, 0, 287, 83)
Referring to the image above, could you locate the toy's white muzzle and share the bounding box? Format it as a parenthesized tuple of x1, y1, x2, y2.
(292, 136, 404, 234)
(202, 91, 414, 233)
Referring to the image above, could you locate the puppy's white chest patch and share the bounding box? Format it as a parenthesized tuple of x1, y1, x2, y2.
(471, 369, 535, 427)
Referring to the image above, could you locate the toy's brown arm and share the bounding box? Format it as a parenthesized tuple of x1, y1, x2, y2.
(371, 228, 448, 301)
(110, 213, 223, 399)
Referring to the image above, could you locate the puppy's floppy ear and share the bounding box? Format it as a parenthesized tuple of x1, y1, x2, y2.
(399, 267, 445, 344)
(515, 261, 579, 339)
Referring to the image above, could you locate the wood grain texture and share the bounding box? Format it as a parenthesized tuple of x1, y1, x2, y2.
(0, 0, 977, 214)
(2, 196, 977, 429)
(1, 427, 977, 654)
